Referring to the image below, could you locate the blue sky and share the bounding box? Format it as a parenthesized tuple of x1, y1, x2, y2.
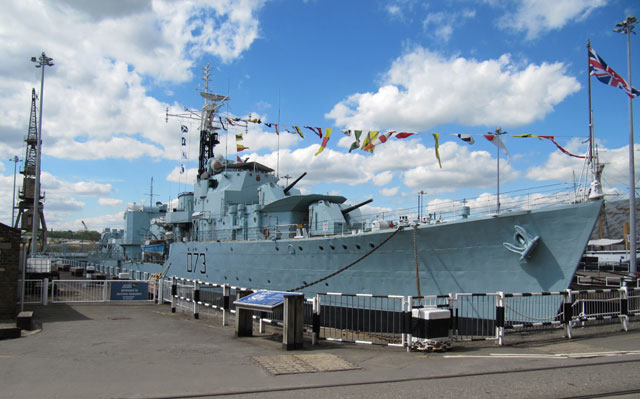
(0, 0, 639, 232)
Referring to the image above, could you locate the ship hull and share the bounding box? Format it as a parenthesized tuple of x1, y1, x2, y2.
(116, 200, 602, 297)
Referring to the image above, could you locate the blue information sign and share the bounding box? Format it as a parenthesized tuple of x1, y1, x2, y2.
(110, 281, 149, 301)
(233, 290, 303, 311)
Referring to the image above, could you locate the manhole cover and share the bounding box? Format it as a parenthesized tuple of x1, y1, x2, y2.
(254, 353, 359, 375)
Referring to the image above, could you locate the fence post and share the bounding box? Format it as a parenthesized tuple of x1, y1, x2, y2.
(193, 280, 200, 319)
(312, 295, 320, 345)
(42, 278, 49, 306)
(563, 289, 573, 339)
(448, 293, 455, 343)
(103, 280, 108, 302)
(157, 278, 164, 304)
(406, 296, 413, 352)
(171, 276, 177, 313)
(401, 296, 406, 348)
(222, 284, 230, 326)
(619, 286, 629, 332)
(496, 291, 505, 346)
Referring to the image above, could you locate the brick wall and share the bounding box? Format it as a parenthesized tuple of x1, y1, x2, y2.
(0, 223, 20, 319)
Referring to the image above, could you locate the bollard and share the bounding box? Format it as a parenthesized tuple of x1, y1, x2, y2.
(282, 294, 304, 350)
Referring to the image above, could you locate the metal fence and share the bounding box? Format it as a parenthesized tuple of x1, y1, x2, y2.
(21, 268, 640, 350)
(18, 279, 156, 304)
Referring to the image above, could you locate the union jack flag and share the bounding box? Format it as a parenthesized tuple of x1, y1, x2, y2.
(588, 45, 639, 98)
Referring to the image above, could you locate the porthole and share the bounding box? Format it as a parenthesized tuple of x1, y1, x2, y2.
(355, 244, 361, 250)
(342, 244, 348, 250)
(236, 277, 239, 281)
(303, 280, 308, 285)
(248, 278, 252, 282)
(230, 247, 233, 252)
(267, 280, 271, 284)
(330, 245, 335, 250)
(275, 247, 280, 251)
(298, 246, 303, 251)
(325, 282, 329, 286)
(224, 276, 227, 280)
(319, 245, 324, 250)
(369, 242, 375, 248)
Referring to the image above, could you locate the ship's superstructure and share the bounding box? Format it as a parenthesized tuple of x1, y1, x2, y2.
(88, 69, 603, 297)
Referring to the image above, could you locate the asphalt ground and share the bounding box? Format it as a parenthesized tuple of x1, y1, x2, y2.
(1, 303, 639, 399)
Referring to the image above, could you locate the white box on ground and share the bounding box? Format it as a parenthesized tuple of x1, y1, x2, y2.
(411, 307, 450, 339)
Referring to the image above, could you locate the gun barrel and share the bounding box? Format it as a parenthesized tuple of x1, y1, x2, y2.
(341, 198, 373, 215)
(283, 172, 307, 194)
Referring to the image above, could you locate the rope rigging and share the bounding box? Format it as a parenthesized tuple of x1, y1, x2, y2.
(287, 226, 405, 292)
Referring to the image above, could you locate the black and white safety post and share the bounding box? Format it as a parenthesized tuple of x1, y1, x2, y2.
(222, 284, 230, 326)
(171, 276, 177, 313)
(193, 280, 200, 319)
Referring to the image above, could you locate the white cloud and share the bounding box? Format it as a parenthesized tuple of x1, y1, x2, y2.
(0, 0, 266, 160)
(401, 141, 519, 193)
(41, 172, 113, 196)
(499, 0, 607, 40)
(326, 47, 580, 131)
(373, 171, 393, 186)
(381, 187, 400, 197)
(526, 141, 640, 193)
(50, 211, 125, 232)
(167, 165, 198, 185)
(423, 9, 476, 42)
(98, 198, 124, 207)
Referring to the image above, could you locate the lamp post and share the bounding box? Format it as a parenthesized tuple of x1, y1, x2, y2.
(30, 52, 53, 255)
(613, 16, 637, 276)
(10, 156, 20, 227)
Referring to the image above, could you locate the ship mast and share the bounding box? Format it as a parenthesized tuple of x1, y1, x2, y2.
(165, 66, 229, 181)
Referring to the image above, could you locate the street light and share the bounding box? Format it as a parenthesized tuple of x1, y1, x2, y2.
(613, 16, 637, 277)
(30, 52, 54, 255)
(9, 156, 21, 227)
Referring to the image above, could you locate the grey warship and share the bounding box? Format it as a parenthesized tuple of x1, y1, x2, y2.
(94, 72, 603, 298)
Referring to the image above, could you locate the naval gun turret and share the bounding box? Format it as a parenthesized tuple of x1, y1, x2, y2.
(283, 172, 307, 195)
(341, 198, 373, 215)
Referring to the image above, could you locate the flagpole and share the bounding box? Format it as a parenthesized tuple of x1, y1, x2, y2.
(490, 127, 506, 213)
(614, 16, 637, 277)
(587, 41, 595, 180)
(497, 139, 500, 213)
